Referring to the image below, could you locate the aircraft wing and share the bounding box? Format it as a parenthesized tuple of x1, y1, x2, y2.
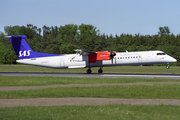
(74, 49, 96, 55)
(75, 49, 115, 63)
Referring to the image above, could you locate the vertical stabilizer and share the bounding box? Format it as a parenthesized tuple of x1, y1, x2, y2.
(8, 35, 34, 59)
(8, 35, 61, 60)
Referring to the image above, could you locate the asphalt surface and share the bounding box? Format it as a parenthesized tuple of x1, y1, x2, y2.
(1, 72, 180, 79)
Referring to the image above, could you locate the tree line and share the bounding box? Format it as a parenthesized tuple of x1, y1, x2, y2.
(0, 24, 180, 65)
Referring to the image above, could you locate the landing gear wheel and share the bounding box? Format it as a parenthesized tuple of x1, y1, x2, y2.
(98, 68, 103, 73)
(166, 64, 170, 69)
(87, 69, 92, 74)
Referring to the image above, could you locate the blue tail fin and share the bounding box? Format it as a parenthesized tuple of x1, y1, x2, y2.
(8, 35, 61, 59)
(8, 35, 35, 59)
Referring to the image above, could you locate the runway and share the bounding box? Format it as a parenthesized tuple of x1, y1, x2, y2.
(1, 72, 180, 79)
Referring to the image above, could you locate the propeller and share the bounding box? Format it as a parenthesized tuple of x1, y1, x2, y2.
(110, 51, 116, 64)
(109, 40, 116, 64)
(110, 51, 116, 58)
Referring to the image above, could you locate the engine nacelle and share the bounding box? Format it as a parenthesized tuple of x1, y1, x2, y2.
(88, 51, 111, 63)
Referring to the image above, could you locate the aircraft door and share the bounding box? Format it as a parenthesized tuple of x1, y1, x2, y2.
(138, 55, 142, 63)
(60, 58, 65, 66)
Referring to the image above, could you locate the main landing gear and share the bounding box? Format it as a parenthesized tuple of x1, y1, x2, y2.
(87, 68, 92, 74)
(166, 63, 170, 69)
(98, 67, 103, 73)
(86, 67, 103, 74)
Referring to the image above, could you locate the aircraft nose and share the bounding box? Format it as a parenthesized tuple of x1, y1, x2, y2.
(168, 56, 177, 63)
(173, 58, 177, 63)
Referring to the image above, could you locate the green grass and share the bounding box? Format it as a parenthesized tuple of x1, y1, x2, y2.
(1, 76, 180, 86)
(0, 65, 180, 74)
(1, 84, 180, 99)
(1, 65, 180, 119)
(0, 105, 180, 120)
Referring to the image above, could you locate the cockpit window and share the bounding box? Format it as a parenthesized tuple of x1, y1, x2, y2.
(157, 53, 166, 55)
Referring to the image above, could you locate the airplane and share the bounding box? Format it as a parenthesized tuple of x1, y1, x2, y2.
(7, 35, 177, 74)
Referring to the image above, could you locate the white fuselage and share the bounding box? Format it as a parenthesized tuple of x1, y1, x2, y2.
(17, 50, 176, 69)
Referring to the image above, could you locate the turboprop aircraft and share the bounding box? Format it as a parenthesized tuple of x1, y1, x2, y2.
(7, 35, 177, 74)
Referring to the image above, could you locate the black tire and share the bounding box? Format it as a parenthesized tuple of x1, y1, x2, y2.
(98, 69, 103, 73)
(87, 69, 92, 74)
(166, 65, 170, 69)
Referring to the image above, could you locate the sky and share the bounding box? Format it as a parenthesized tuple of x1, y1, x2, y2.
(1, 0, 180, 36)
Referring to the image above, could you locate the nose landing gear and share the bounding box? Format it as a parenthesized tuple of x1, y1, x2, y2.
(166, 63, 170, 69)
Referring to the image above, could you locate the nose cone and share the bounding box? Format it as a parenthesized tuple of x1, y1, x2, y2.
(173, 58, 177, 63)
(167, 56, 177, 63)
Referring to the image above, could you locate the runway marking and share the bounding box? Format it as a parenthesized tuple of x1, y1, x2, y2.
(102, 74, 180, 78)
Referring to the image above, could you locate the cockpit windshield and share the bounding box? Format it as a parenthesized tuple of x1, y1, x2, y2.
(157, 53, 166, 55)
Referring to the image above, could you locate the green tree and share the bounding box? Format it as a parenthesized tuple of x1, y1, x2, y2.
(77, 24, 100, 50)
(58, 24, 78, 44)
(0, 42, 6, 64)
(4, 26, 21, 35)
(158, 26, 170, 36)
